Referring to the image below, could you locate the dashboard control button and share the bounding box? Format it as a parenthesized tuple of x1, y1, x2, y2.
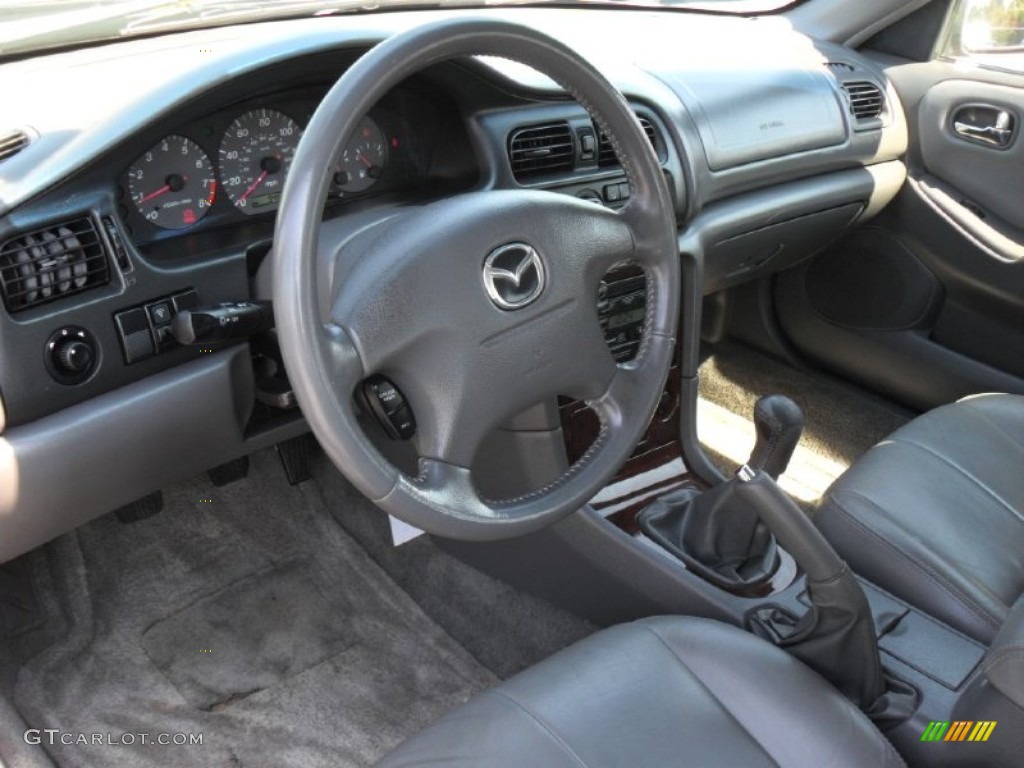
(115, 308, 154, 364)
(172, 289, 199, 313)
(147, 301, 173, 326)
(618, 182, 631, 199)
(361, 375, 416, 440)
(603, 183, 621, 202)
(578, 129, 597, 161)
(45, 326, 100, 384)
(56, 340, 94, 374)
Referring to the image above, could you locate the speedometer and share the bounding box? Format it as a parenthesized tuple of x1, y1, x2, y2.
(219, 108, 301, 215)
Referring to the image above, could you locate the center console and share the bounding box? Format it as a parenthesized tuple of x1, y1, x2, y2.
(559, 265, 688, 527)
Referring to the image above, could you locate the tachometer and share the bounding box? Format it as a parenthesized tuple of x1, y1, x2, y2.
(219, 108, 301, 215)
(128, 135, 216, 230)
(332, 116, 388, 195)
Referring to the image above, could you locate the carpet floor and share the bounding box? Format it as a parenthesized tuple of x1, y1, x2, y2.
(4, 450, 499, 768)
(697, 341, 914, 506)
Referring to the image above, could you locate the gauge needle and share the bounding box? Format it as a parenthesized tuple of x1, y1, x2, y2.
(139, 174, 189, 205)
(356, 152, 373, 168)
(139, 184, 171, 204)
(238, 170, 268, 204)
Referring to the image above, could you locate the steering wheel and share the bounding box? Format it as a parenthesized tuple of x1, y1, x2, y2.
(273, 18, 679, 540)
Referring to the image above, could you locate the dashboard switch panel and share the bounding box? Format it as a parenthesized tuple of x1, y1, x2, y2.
(114, 288, 198, 363)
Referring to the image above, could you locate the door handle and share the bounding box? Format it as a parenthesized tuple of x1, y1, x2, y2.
(952, 105, 1016, 148)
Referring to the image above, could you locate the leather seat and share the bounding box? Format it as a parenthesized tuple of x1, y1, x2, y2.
(817, 393, 1024, 644)
(379, 616, 903, 767)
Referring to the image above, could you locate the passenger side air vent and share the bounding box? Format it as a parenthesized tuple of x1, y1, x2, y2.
(842, 81, 884, 121)
(0, 129, 30, 163)
(508, 122, 574, 180)
(597, 117, 658, 167)
(0, 217, 111, 313)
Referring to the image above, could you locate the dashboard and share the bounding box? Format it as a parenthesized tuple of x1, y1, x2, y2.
(0, 6, 908, 563)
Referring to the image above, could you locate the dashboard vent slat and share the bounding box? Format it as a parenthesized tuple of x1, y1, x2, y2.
(508, 122, 574, 180)
(0, 217, 111, 313)
(842, 81, 885, 121)
(0, 129, 31, 163)
(597, 117, 658, 167)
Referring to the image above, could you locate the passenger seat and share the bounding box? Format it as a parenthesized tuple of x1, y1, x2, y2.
(816, 393, 1024, 644)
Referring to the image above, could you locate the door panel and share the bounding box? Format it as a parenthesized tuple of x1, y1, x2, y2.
(918, 80, 1023, 230)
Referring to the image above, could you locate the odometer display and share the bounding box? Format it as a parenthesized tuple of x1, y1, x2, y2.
(128, 135, 215, 230)
(219, 108, 301, 215)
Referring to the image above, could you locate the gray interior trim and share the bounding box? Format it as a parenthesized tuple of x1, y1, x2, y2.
(913, 175, 1024, 262)
(0, 347, 272, 563)
(678, 162, 906, 291)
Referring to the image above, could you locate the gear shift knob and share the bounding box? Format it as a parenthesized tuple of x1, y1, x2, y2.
(748, 395, 804, 479)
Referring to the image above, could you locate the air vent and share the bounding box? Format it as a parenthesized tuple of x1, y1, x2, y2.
(0, 217, 111, 313)
(597, 117, 658, 167)
(0, 129, 31, 163)
(842, 81, 884, 121)
(508, 122, 574, 180)
(825, 61, 855, 72)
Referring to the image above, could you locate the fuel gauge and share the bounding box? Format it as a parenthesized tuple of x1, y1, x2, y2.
(333, 116, 388, 195)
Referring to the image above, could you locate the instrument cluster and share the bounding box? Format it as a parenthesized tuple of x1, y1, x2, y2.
(120, 87, 428, 240)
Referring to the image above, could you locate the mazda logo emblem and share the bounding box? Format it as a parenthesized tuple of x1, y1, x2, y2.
(482, 243, 545, 310)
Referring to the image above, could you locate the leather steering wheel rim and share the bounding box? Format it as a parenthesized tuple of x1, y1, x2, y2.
(273, 18, 680, 540)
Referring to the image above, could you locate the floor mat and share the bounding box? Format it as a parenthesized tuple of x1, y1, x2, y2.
(698, 341, 913, 505)
(141, 559, 356, 711)
(311, 454, 597, 680)
(8, 450, 496, 768)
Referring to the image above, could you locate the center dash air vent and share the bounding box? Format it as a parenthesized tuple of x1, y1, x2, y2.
(0, 217, 111, 313)
(842, 81, 884, 121)
(597, 117, 658, 167)
(0, 129, 31, 163)
(508, 122, 574, 180)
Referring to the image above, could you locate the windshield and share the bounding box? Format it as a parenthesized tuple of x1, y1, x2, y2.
(0, 0, 789, 59)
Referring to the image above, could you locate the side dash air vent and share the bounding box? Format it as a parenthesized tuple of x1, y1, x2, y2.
(0, 129, 31, 163)
(842, 81, 884, 122)
(0, 217, 111, 313)
(508, 122, 574, 180)
(597, 117, 658, 167)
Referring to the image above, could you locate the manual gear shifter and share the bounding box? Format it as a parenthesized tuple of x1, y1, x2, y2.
(748, 394, 804, 479)
(638, 394, 805, 592)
